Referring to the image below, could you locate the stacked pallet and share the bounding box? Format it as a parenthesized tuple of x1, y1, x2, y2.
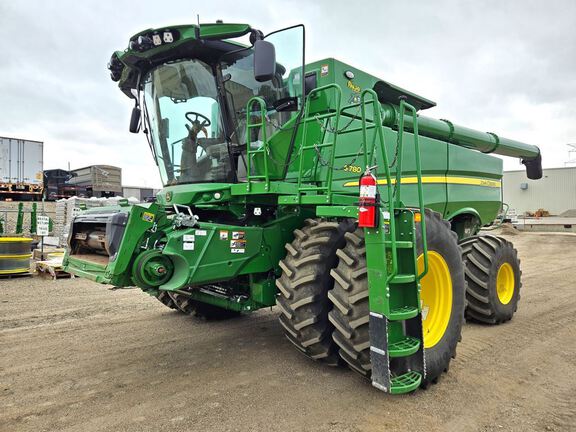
(53, 196, 140, 246)
(55, 197, 103, 246)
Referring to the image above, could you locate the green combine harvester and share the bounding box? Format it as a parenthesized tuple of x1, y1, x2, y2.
(64, 22, 542, 394)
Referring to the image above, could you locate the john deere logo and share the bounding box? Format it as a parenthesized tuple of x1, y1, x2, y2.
(347, 80, 361, 93)
(165, 191, 172, 202)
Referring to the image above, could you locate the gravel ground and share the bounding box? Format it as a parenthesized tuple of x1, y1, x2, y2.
(1, 231, 575, 432)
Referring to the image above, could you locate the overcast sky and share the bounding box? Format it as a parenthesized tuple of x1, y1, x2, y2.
(1, 0, 575, 188)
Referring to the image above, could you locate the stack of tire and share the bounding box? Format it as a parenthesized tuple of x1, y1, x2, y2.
(0, 237, 33, 275)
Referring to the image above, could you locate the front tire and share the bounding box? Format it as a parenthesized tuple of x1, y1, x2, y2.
(163, 292, 241, 320)
(328, 209, 465, 386)
(156, 291, 179, 311)
(276, 218, 355, 365)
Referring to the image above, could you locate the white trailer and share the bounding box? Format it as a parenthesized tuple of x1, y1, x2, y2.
(0, 137, 44, 200)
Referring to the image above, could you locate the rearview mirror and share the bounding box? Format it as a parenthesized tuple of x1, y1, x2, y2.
(129, 106, 141, 133)
(253, 40, 276, 82)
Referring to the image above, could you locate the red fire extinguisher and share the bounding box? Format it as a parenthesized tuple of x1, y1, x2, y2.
(358, 168, 378, 228)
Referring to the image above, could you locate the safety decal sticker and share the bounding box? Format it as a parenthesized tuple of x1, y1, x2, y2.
(348, 93, 360, 104)
(383, 221, 390, 234)
(230, 237, 246, 254)
(183, 242, 195, 251)
(195, 229, 207, 236)
(220, 230, 229, 240)
(142, 212, 155, 223)
(183, 234, 195, 242)
(320, 64, 329, 76)
(232, 231, 245, 240)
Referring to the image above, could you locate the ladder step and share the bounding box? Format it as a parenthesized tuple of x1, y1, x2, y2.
(388, 305, 419, 321)
(311, 142, 334, 148)
(391, 274, 416, 284)
(388, 336, 421, 358)
(300, 142, 334, 151)
(384, 240, 414, 249)
(298, 187, 329, 192)
(390, 371, 422, 395)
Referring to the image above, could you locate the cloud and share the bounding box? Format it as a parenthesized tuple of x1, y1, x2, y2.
(1, 0, 574, 188)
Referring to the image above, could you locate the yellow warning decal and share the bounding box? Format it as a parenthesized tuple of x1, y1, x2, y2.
(142, 212, 155, 223)
(342, 176, 501, 188)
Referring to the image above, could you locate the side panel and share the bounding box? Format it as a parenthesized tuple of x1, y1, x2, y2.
(445, 145, 502, 225)
(327, 125, 449, 215)
(0, 138, 9, 183)
(0, 137, 43, 186)
(22, 140, 44, 186)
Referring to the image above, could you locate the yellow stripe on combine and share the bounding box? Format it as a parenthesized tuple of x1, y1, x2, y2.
(343, 176, 501, 188)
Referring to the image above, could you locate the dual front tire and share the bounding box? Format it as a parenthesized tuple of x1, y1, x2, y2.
(278, 211, 466, 386)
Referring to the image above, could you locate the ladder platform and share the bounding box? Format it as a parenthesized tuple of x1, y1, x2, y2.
(388, 305, 419, 321)
(388, 336, 421, 358)
(384, 240, 414, 249)
(390, 371, 422, 394)
(390, 274, 416, 284)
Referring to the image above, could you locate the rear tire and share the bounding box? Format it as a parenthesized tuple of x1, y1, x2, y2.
(460, 235, 521, 324)
(276, 218, 355, 365)
(328, 209, 465, 387)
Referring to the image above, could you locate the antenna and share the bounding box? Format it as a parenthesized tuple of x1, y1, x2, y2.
(194, 14, 201, 39)
(565, 143, 576, 167)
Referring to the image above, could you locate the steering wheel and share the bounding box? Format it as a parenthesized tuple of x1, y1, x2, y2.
(185, 111, 211, 127)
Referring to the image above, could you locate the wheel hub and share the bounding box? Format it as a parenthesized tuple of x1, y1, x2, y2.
(496, 262, 515, 305)
(418, 251, 453, 349)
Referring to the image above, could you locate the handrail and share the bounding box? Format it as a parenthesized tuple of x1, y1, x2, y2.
(245, 97, 270, 192)
(398, 98, 428, 279)
(360, 89, 398, 284)
(297, 84, 342, 199)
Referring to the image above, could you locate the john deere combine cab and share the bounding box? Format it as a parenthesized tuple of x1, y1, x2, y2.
(64, 23, 542, 394)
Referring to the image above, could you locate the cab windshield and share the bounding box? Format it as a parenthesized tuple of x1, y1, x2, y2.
(143, 59, 231, 185)
(142, 26, 304, 186)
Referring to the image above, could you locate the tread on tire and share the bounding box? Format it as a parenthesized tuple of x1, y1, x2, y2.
(460, 234, 521, 324)
(328, 209, 465, 387)
(276, 218, 355, 365)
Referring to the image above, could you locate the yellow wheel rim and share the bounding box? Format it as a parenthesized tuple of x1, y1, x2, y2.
(417, 251, 452, 349)
(496, 262, 515, 305)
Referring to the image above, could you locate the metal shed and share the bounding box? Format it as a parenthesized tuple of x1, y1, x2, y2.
(502, 167, 576, 215)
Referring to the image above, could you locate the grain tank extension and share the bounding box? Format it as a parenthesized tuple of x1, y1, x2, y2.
(64, 22, 541, 394)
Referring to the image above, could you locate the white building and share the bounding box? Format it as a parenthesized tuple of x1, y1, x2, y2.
(502, 167, 576, 215)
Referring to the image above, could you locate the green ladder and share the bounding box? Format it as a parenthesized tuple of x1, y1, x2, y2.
(245, 96, 271, 192)
(295, 84, 343, 202)
(360, 92, 429, 394)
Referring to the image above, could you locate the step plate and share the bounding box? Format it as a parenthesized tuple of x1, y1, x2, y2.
(405, 314, 426, 380)
(369, 312, 391, 392)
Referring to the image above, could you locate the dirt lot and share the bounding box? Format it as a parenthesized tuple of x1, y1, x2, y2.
(1, 231, 575, 432)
